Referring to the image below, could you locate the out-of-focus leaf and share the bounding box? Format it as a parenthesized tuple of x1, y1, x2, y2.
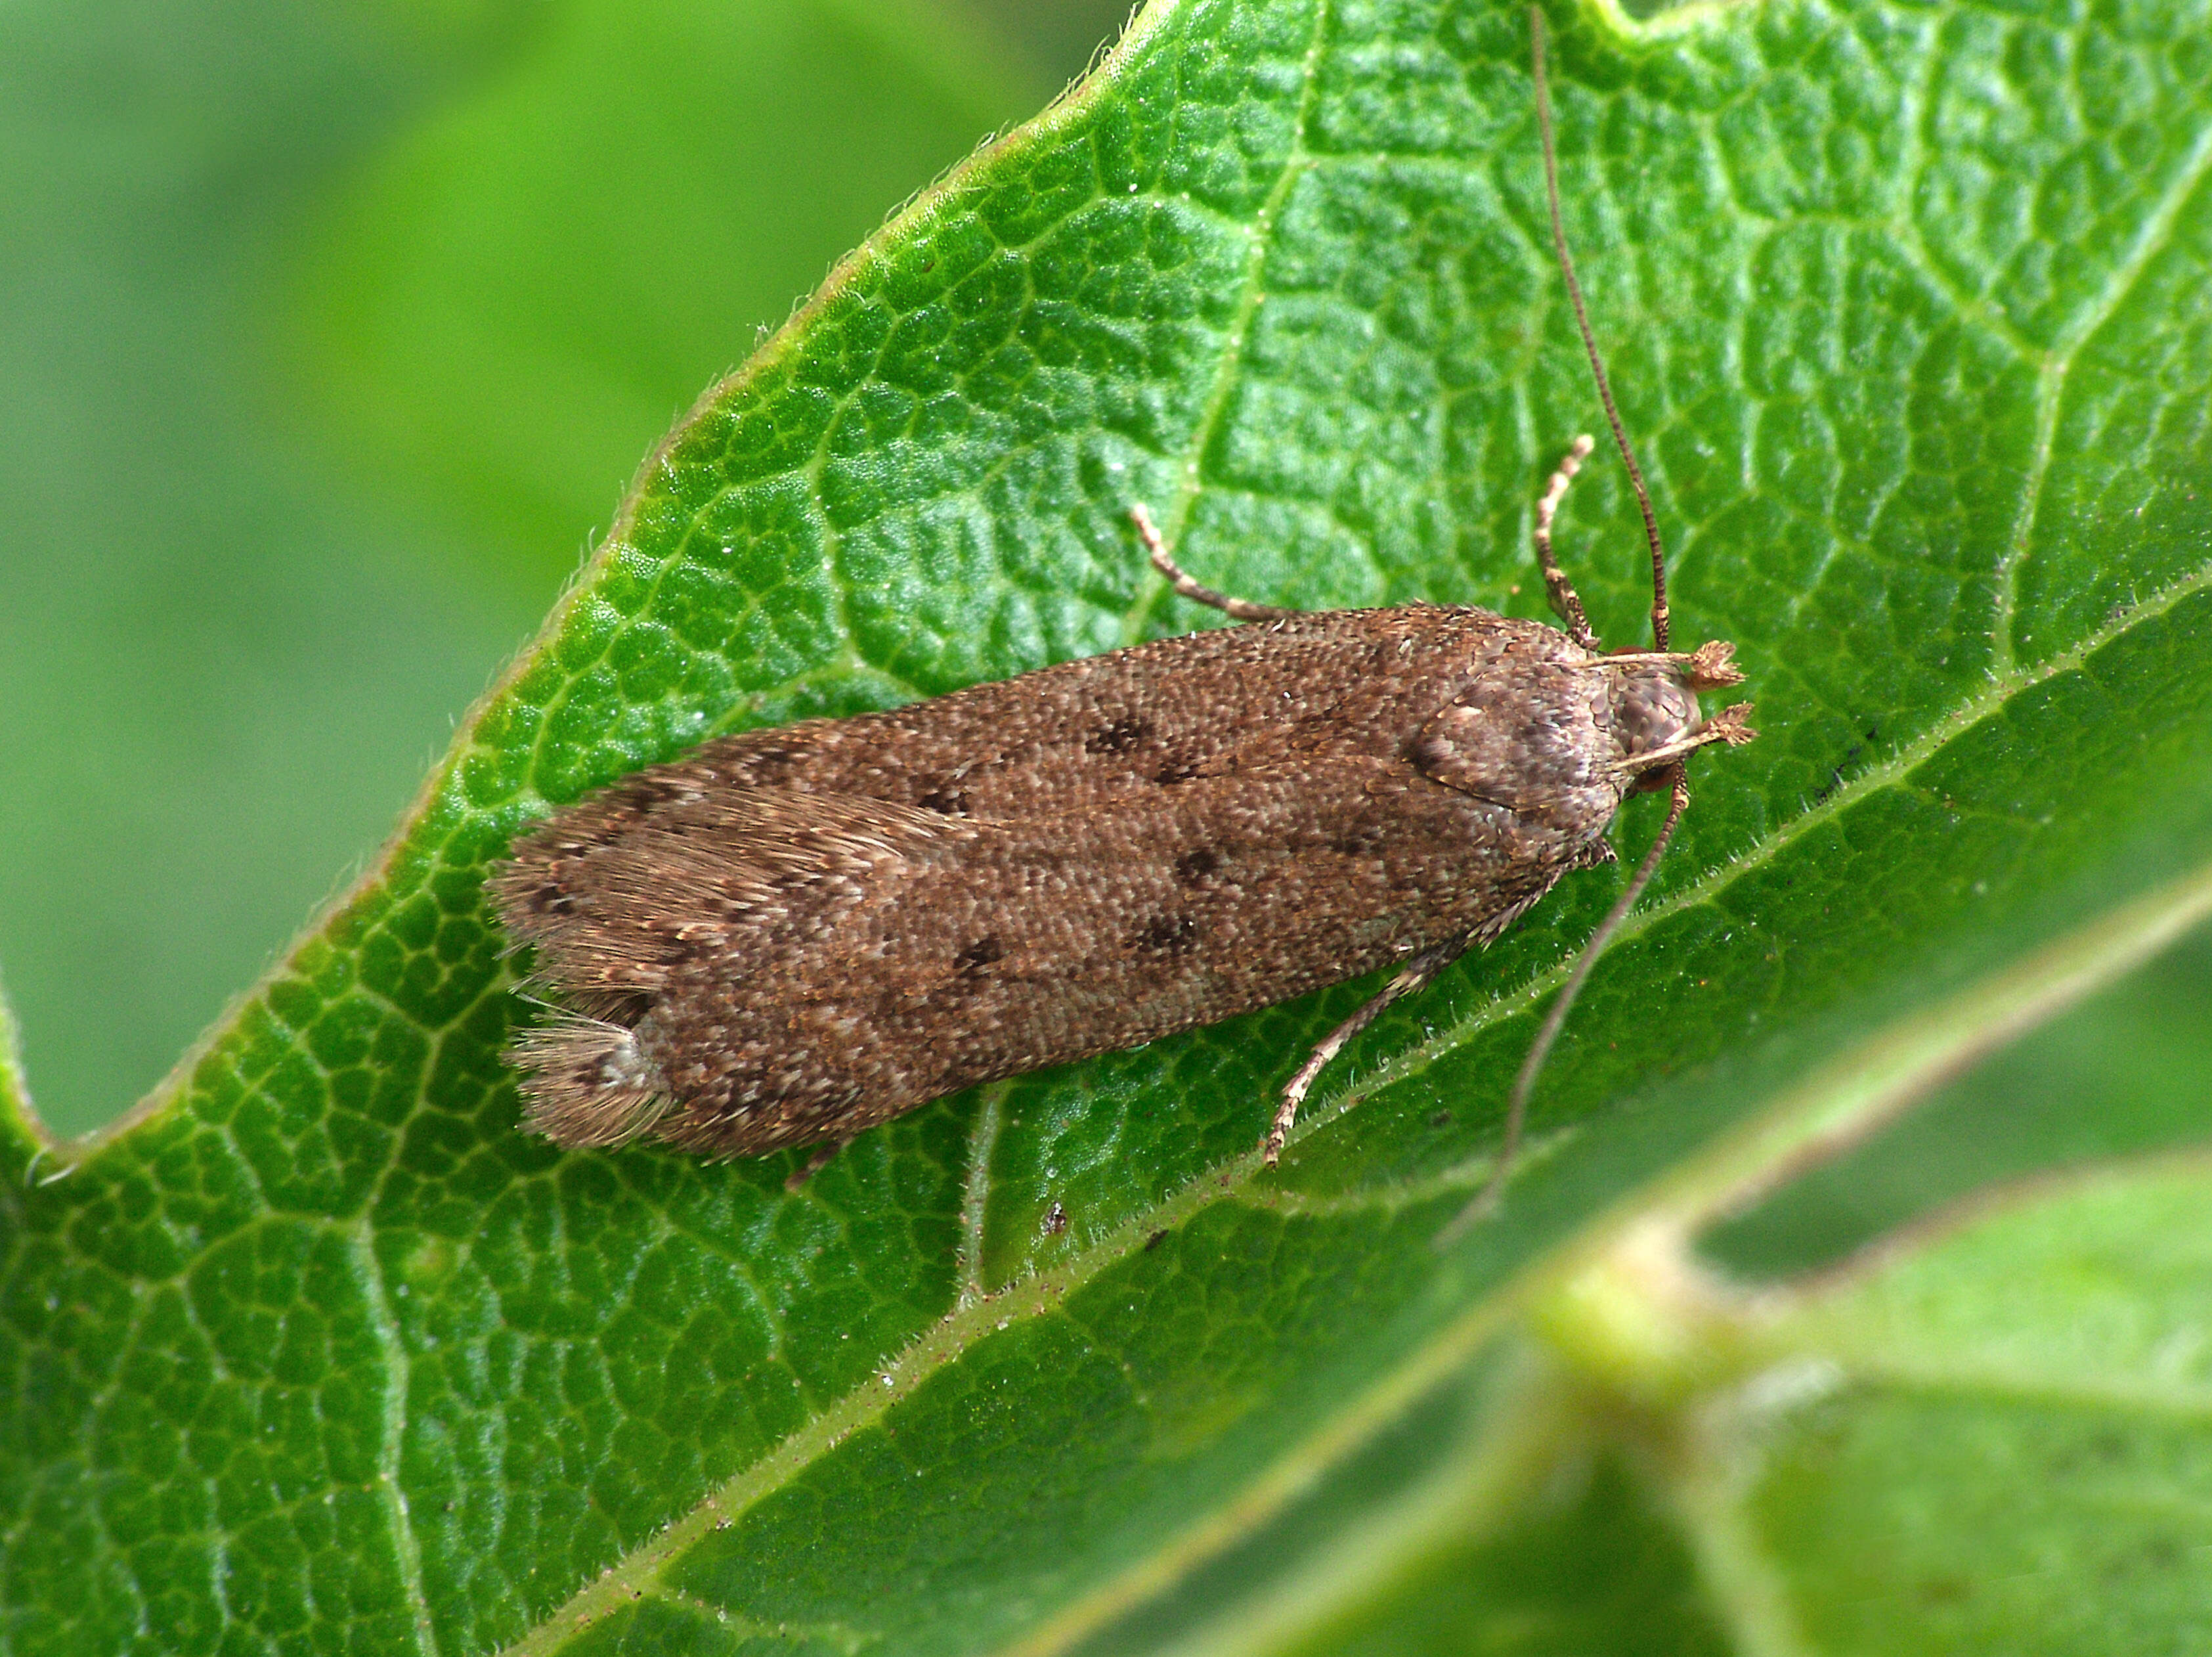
(1702, 921, 2212, 1278)
(1119, 874, 2212, 1656)
(0, 0, 550, 1138)
(1726, 1154, 2212, 1654)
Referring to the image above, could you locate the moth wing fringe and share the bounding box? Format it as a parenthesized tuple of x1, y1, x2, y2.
(508, 1007, 673, 1148)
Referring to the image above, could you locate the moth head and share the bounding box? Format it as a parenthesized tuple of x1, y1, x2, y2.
(1610, 653, 1757, 791)
(1612, 669, 1702, 780)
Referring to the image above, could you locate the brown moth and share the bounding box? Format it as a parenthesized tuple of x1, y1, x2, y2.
(488, 9, 1754, 1196)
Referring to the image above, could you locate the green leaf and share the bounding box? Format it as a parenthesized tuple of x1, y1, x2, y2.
(7, 0, 2212, 1651)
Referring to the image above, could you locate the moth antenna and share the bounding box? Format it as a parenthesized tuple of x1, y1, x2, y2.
(1437, 763, 1692, 1245)
(1532, 6, 1670, 651)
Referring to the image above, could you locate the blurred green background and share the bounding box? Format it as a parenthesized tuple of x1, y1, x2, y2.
(0, 0, 1131, 1138)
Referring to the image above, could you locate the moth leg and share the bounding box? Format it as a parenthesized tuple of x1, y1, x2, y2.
(1129, 504, 1299, 623)
(1265, 937, 1471, 1165)
(1533, 437, 1601, 650)
(784, 1138, 846, 1191)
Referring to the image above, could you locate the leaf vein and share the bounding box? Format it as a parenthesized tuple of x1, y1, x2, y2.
(1991, 90, 2212, 674)
(347, 1221, 441, 1657)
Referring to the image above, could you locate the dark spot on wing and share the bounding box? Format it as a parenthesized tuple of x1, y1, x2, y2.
(1173, 848, 1220, 885)
(1331, 824, 1386, 858)
(1085, 715, 1149, 755)
(586, 988, 655, 1028)
(653, 929, 714, 967)
(1133, 914, 1198, 955)
(917, 785, 970, 816)
(613, 772, 704, 810)
(954, 936, 1004, 976)
(509, 880, 572, 919)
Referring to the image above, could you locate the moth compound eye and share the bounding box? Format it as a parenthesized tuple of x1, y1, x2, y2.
(1612, 672, 1700, 764)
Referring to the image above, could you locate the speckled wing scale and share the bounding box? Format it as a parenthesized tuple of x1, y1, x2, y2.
(487, 7, 1758, 1203)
